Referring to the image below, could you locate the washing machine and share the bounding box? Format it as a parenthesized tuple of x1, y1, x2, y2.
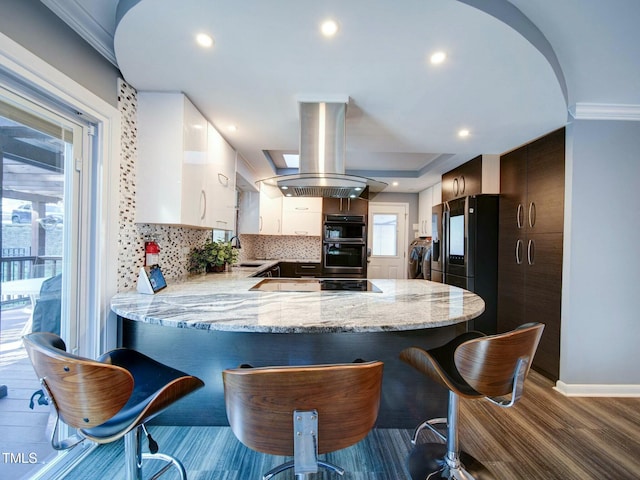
(408, 237, 432, 279)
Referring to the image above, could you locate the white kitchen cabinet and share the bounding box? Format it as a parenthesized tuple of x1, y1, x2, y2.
(418, 188, 432, 237)
(238, 183, 282, 235)
(206, 123, 237, 231)
(258, 184, 282, 234)
(281, 197, 322, 236)
(136, 92, 209, 227)
(237, 185, 321, 236)
(417, 183, 442, 237)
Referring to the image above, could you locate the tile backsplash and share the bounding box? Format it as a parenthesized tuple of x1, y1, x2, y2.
(237, 235, 321, 262)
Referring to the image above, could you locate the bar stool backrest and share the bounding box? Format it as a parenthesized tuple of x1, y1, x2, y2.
(223, 361, 383, 456)
(23, 332, 134, 429)
(454, 323, 544, 398)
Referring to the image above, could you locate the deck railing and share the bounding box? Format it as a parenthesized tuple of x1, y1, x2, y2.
(0, 255, 62, 306)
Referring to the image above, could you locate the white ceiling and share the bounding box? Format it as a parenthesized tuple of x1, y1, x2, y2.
(41, 0, 640, 193)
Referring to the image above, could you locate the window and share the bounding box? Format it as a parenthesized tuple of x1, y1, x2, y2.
(371, 213, 398, 256)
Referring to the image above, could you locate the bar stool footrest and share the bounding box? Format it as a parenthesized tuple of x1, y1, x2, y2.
(407, 443, 494, 480)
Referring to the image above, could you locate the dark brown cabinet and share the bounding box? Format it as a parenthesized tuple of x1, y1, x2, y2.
(322, 197, 368, 216)
(442, 155, 482, 202)
(497, 128, 564, 381)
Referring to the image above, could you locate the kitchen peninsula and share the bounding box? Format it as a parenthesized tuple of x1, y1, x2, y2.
(111, 262, 485, 428)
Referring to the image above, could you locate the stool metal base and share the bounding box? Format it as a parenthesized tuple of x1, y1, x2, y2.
(408, 443, 494, 480)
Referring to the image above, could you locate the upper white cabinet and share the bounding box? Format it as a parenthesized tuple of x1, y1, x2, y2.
(238, 184, 322, 236)
(136, 92, 238, 230)
(136, 92, 208, 227)
(417, 183, 441, 237)
(258, 184, 283, 235)
(238, 183, 282, 235)
(206, 123, 237, 230)
(418, 188, 432, 237)
(281, 197, 322, 236)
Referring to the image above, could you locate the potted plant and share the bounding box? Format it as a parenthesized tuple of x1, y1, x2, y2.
(188, 240, 239, 274)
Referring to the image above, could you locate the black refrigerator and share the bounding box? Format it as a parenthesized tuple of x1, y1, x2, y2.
(431, 195, 499, 334)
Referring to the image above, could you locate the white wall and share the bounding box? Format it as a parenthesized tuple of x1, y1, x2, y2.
(562, 119, 640, 385)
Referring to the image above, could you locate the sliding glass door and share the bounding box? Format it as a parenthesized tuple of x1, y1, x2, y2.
(0, 87, 86, 479)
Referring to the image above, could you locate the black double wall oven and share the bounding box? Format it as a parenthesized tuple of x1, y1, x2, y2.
(322, 214, 367, 278)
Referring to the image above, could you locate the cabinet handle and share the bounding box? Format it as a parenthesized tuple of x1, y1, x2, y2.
(516, 204, 523, 229)
(294, 230, 308, 235)
(300, 265, 316, 269)
(459, 175, 465, 195)
(294, 207, 309, 211)
(453, 178, 459, 196)
(200, 190, 206, 220)
(277, 219, 281, 233)
(347, 198, 351, 211)
(528, 202, 536, 228)
(259, 216, 263, 232)
(218, 173, 229, 187)
(527, 239, 535, 265)
(515, 239, 523, 264)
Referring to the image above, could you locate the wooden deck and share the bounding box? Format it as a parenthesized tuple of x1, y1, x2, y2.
(0, 306, 57, 480)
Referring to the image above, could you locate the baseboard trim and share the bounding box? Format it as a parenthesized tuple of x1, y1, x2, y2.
(554, 381, 640, 397)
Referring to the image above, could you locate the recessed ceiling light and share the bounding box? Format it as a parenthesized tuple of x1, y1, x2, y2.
(458, 129, 470, 138)
(430, 51, 447, 65)
(320, 19, 339, 37)
(196, 33, 214, 48)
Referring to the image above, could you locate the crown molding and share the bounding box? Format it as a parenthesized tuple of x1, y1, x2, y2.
(41, 0, 118, 67)
(569, 103, 640, 121)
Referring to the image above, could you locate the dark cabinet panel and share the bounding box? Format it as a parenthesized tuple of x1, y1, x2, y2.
(323, 197, 368, 215)
(442, 155, 482, 202)
(497, 128, 564, 381)
(278, 262, 296, 278)
(524, 232, 563, 379)
(526, 128, 565, 234)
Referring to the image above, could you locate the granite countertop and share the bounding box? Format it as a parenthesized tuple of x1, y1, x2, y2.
(111, 262, 485, 333)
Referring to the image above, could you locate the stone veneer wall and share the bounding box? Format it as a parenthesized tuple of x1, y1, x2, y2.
(117, 79, 211, 291)
(237, 234, 322, 262)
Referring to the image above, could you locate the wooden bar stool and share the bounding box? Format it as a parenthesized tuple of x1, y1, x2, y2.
(223, 361, 384, 479)
(400, 323, 544, 479)
(23, 332, 204, 480)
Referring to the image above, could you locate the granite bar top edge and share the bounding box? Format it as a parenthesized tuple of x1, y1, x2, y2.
(111, 267, 485, 333)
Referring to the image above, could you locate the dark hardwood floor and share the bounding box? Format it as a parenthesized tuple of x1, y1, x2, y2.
(59, 371, 640, 480)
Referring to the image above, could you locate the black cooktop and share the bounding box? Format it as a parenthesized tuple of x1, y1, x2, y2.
(250, 278, 382, 293)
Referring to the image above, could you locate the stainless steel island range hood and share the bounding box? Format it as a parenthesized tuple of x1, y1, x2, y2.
(261, 101, 387, 199)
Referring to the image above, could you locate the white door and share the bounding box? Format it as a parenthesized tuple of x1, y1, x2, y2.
(367, 203, 408, 279)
